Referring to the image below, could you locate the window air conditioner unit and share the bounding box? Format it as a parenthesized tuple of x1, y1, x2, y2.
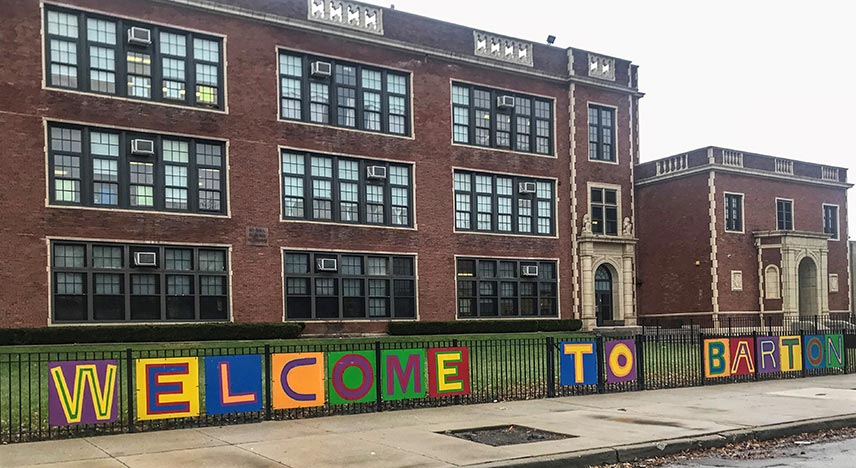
(521, 265, 539, 277)
(310, 61, 332, 78)
(367, 165, 387, 180)
(127, 27, 152, 46)
(518, 182, 537, 194)
(131, 139, 155, 156)
(133, 251, 158, 267)
(497, 95, 515, 110)
(317, 258, 338, 272)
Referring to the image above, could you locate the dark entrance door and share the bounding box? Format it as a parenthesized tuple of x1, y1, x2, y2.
(595, 265, 613, 326)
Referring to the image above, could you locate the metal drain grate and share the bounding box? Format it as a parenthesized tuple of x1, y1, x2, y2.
(440, 425, 576, 447)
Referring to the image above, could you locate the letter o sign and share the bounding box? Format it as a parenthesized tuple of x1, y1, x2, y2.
(608, 342, 634, 379)
(331, 354, 374, 401)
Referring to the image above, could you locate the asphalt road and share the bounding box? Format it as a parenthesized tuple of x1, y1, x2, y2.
(665, 437, 856, 467)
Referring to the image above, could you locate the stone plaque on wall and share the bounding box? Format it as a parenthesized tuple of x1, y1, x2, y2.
(247, 227, 269, 246)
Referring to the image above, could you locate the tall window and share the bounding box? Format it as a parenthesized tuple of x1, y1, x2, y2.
(51, 241, 228, 323)
(824, 205, 839, 240)
(284, 251, 416, 320)
(48, 123, 226, 214)
(456, 258, 557, 318)
(279, 52, 410, 136)
(451, 83, 553, 155)
(45, 7, 224, 109)
(776, 199, 793, 231)
(454, 171, 554, 236)
(281, 150, 413, 227)
(725, 193, 744, 232)
(588, 105, 615, 162)
(590, 187, 618, 236)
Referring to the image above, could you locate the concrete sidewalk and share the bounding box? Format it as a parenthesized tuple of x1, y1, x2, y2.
(4, 375, 856, 468)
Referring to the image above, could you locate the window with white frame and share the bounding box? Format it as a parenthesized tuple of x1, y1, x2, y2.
(776, 199, 793, 231)
(284, 251, 416, 320)
(824, 205, 839, 240)
(725, 193, 744, 232)
(44, 7, 223, 108)
(279, 52, 410, 136)
(451, 83, 553, 155)
(456, 257, 557, 318)
(281, 150, 413, 227)
(590, 187, 619, 236)
(453, 170, 554, 236)
(51, 241, 228, 323)
(48, 123, 226, 214)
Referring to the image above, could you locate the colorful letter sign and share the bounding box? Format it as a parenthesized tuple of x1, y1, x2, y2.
(381, 349, 427, 401)
(560, 341, 598, 386)
(328, 351, 377, 405)
(136, 357, 200, 421)
(704, 338, 731, 378)
(779, 336, 802, 372)
(757, 336, 780, 374)
(204, 355, 262, 415)
(605, 340, 637, 383)
(427, 347, 471, 397)
(730, 338, 755, 376)
(48, 360, 118, 426)
(272, 352, 326, 409)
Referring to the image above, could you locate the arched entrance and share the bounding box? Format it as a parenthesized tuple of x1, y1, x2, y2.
(798, 257, 818, 318)
(595, 265, 614, 326)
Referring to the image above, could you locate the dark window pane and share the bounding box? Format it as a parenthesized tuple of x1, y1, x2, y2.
(394, 298, 415, 318)
(316, 297, 339, 318)
(130, 297, 160, 320)
(54, 296, 87, 321)
(93, 296, 124, 321)
(200, 296, 228, 320)
(286, 297, 311, 319)
(167, 297, 195, 320)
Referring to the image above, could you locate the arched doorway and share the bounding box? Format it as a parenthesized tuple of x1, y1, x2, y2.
(595, 265, 614, 326)
(798, 257, 818, 318)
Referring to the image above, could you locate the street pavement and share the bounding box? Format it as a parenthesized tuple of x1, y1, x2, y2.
(3, 375, 856, 468)
(666, 437, 856, 467)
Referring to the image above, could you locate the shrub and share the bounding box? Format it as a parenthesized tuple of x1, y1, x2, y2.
(388, 319, 582, 336)
(0, 322, 305, 346)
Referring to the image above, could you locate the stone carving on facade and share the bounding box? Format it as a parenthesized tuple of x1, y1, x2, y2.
(308, 0, 384, 35)
(588, 53, 616, 81)
(623, 217, 633, 237)
(473, 31, 534, 67)
(582, 214, 592, 235)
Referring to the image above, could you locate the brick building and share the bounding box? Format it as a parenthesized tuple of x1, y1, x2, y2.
(636, 147, 852, 326)
(0, 0, 642, 332)
(852, 241, 855, 314)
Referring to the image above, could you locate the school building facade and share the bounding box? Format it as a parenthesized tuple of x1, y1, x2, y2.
(0, 0, 644, 333)
(636, 147, 852, 326)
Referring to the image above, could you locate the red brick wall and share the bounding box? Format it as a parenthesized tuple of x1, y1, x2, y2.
(1, 0, 618, 329)
(636, 173, 713, 315)
(715, 172, 850, 313)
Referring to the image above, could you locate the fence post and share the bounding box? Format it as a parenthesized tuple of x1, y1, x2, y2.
(800, 332, 807, 379)
(125, 348, 135, 433)
(375, 341, 383, 412)
(698, 333, 706, 386)
(636, 334, 646, 391)
(752, 331, 759, 382)
(452, 339, 460, 405)
(264, 344, 272, 421)
(546, 337, 556, 398)
(815, 315, 819, 334)
(844, 335, 850, 375)
(728, 316, 732, 335)
(596, 335, 605, 394)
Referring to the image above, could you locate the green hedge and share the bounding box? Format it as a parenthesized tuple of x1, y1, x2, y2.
(388, 319, 582, 336)
(0, 322, 305, 346)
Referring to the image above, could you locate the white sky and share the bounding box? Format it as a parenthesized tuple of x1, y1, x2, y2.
(364, 0, 855, 239)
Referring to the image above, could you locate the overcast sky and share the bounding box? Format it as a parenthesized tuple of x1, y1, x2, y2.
(364, 0, 854, 239)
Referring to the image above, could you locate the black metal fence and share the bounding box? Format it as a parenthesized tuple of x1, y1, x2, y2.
(639, 313, 856, 337)
(1, 326, 854, 444)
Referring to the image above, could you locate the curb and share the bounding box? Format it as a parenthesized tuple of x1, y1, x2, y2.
(467, 414, 856, 468)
